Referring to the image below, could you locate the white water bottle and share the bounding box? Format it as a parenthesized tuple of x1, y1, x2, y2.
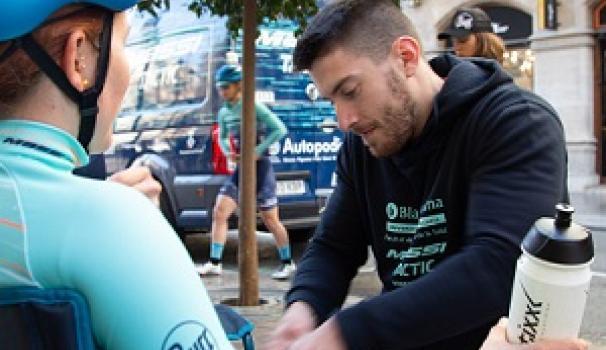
(506, 204, 594, 344)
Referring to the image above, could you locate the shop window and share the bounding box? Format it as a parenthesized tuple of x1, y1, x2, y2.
(503, 48, 534, 91)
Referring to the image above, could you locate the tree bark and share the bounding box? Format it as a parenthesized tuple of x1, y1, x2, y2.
(238, 0, 260, 306)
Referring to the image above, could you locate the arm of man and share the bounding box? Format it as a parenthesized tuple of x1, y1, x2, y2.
(303, 99, 568, 349)
(266, 301, 319, 349)
(267, 135, 370, 349)
(254, 102, 287, 156)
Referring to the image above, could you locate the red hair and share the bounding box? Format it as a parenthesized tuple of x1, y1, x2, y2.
(0, 5, 106, 108)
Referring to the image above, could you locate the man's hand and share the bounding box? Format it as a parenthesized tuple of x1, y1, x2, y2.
(480, 318, 589, 350)
(108, 166, 162, 206)
(265, 301, 318, 350)
(286, 316, 347, 350)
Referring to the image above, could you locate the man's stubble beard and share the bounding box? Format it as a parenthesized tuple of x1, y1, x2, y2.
(367, 68, 417, 158)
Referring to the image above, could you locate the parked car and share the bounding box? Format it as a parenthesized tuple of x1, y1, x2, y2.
(105, 2, 342, 238)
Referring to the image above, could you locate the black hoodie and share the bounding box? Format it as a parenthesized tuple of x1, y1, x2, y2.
(286, 55, 568, 350)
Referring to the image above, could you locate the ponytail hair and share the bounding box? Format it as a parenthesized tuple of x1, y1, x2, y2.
(473, 32, 505, 65)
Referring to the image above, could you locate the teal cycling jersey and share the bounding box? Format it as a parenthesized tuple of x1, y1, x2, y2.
(0, 120, 234, 350)
(218, 99, 287, 157)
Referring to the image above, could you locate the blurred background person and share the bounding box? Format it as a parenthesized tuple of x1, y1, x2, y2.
(438, 7, 505, 64)
(196, 64, 295, 280)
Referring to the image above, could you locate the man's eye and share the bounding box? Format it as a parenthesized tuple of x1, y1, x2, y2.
(342, 87, 357, 98)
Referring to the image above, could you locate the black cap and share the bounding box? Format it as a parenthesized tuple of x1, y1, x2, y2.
(522, 204, 594, 265)
(438, 8, 494, 40)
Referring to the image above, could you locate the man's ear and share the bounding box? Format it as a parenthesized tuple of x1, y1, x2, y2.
(61, 29, 92, 92)
(390, 36, 421, 77)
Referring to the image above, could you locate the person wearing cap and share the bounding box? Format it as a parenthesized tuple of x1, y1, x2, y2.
(196, 64, 294, 280)
(0, 1, 234, 349)
(438, 7, 505, 64)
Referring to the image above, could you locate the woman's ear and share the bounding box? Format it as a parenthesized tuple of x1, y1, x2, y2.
(390, 36, 421, 77)
(61, 29, 95, 92)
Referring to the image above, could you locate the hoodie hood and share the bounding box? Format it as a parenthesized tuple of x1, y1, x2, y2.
(392, 54, 513, 167)
(430, 54, 513, 118)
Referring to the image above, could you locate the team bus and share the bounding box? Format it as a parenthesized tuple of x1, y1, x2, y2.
(105, 2, 341, 238)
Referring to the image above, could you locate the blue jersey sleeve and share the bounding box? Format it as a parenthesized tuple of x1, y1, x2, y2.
(255, 101, 286, 156)
(29, 181, 234, 350)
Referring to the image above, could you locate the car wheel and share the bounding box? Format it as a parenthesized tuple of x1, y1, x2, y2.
(159, 189, 184, 240)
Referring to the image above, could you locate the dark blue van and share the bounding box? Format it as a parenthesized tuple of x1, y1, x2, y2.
(104, 3, 341, 237)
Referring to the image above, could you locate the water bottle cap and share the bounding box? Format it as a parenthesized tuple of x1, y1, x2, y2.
(522, 204, 594, 265)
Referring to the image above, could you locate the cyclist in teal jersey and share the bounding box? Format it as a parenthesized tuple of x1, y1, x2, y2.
(0, 1, 233, 349)
(196, 64, 296, 280)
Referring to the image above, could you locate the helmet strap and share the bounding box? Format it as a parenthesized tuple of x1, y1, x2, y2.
(14, 11, 114, 153)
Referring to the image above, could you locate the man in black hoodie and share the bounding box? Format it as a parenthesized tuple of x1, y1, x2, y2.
(266, 1, 576, 350)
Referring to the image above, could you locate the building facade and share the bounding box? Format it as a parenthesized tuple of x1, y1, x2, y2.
(401, 0, 605, 192)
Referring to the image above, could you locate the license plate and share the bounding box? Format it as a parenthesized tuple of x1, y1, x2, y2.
(276, 180, 306, 196)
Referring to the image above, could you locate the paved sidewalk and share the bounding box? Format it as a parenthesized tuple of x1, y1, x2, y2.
(200, 265, 381, 349)
(186, 232, 297, 348)
(186, 231, 381, 347)
(201, 267, 287, 348)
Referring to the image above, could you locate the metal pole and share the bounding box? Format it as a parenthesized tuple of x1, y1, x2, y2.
(238, 0, 259, 306)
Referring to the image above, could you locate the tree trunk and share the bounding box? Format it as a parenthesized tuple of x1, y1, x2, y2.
(238, 0, 259, 306)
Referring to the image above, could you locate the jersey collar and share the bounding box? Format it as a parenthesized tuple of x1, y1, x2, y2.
(0, 119, 89, 169)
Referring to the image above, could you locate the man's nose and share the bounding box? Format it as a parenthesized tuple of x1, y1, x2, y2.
(335, 102, 359, 131)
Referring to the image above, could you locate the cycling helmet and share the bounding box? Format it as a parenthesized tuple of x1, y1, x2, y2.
(0, 0, 138, 41)
(215, 64, 242, 87)
(0, 0, 139, 153)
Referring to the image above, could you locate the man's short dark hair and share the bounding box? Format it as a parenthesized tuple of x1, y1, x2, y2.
(293, 0, 420, 71)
